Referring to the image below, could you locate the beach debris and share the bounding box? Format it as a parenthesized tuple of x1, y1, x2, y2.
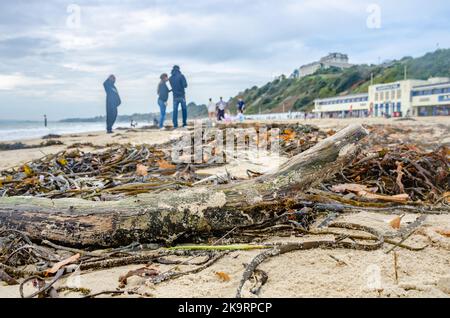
(19, 268, 65, 298)
(435, 228, 450, 238)
(67, 142, 96, 149)
(215, 271, 231, 282)
(45, 254, 80, 276)
(0, 123, 447, 298)
(389, 215, 404, 230)
(135, 164, 149, 177)
(119, 266, 159, 288)
(0, 140, 64, 152)
(0, 124, 326, 200)
(328, 137, 449, 203)
(0, 268, 18, 285)
(42, 134, 62, 140)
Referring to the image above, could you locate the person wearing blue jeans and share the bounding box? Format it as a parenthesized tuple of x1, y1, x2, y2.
(157, 73, 170, 129)
(169, 65, 188, 128)
(173, 97, 187, 128)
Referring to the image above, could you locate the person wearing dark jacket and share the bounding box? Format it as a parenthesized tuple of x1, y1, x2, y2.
(169, 65, 188, 128)
(157, 73, 170, 129)
(103, 75, 121, 133)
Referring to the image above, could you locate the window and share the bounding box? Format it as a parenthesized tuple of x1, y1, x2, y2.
(375, 93, 379, 101)
(397, 90, 402, 99)
(391, 91, 395, 100)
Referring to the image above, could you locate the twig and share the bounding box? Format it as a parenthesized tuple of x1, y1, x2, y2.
(20, 268, 65, 298)
(167, 244, 269, 251)
(385, 229, 418, 254)
(393, 252, 399, 284)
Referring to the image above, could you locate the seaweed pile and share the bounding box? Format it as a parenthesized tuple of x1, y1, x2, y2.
(322, 125, 449, 205)
(0, 124, 324, 200)
(327, 144, 449, 203)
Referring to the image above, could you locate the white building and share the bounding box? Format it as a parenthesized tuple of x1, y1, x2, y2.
(314, 93, 369, 118)
(411, 79, 450, 116)
(297, 53, 353, 78)
(314, 77, 450, 117)
(369, 80, 427, 117)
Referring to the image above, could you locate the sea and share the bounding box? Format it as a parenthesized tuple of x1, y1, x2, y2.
(0, 120, 131, 142)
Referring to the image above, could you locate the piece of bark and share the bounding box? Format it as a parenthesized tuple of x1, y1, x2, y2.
(0, 124, 368, 247)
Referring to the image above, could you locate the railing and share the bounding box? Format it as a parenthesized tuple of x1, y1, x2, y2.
(244, 112, 309, 121)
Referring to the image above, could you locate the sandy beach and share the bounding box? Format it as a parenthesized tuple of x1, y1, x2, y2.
(0, 117, 449, 298)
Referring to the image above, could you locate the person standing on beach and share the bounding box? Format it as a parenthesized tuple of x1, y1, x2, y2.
(237, 98, 246, 114)
(216, 97, 227, 121)
(169, 65, 188, 129)
(237, 98, 246, 123)
(44, 115, 47, 128)
(157, 73, 171, 130)
(207, 98, 216, 126)
(103, 75, 121, 134)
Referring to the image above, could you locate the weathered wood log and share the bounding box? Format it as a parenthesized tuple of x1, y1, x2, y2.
(0, 124, 368, 247)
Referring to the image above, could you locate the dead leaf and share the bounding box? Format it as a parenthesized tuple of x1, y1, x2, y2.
(389, 216, 402, 229)
(215, 272, 231, 282)
(280, 129, 296, 142)
(157, 159, 176, 170)
(45, 253, 80, 276)
(23, 165, 33, 177)
(136, 164, 148, 176)
(57, 158, 68, 166)
(435, 228, 450, 238)
(443, 192, 450, 203)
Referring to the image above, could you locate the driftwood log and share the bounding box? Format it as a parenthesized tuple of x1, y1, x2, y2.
(0, 125, 368, 247)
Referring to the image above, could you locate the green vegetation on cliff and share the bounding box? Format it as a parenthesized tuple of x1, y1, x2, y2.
(230, 49, 450, 114)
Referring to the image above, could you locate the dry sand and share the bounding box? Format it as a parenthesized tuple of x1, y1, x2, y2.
(0, 117, 449, 298)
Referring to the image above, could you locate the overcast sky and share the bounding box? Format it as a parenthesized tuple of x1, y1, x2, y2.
(0, 0, 449, 120)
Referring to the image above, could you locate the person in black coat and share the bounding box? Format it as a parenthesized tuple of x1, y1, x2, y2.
(169, 65, 188, 128)
(103, 75, 121, 133)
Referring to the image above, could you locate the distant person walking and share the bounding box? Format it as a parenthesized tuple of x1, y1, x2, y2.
(44, 115, 47, 128)
(237, 98, 246, 122)
(103, 75, 121, 134)
(169, 65, 188, 129)
(207, 98, 216, 125)
(217, 97, 227, 121)
(237, 98, 246, 114)
(157, 73, 171, 130)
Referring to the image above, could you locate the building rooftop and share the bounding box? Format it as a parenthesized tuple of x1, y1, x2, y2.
(412, 81, 450, 89)
(314, 93, 369, 102)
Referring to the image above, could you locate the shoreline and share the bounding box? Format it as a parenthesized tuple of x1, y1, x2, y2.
(0, 117, 449, 171)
